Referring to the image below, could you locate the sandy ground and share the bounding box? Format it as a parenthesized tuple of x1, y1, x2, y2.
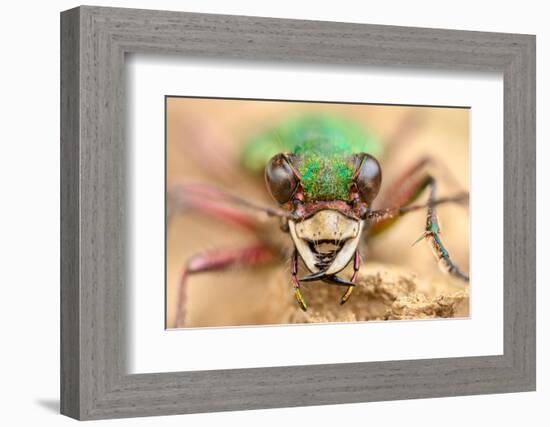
(166, 98, 470, 328)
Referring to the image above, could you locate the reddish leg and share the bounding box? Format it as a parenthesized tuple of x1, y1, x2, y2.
(374, 157, 431, 210)
(291, 250, 308, 311)
(175, 245, 274, 327)
(168, 186, 258, 230)
(367, 174, 469, 281)
(339, 250, 360, 305)
(168, 182, 292, 229)
(369, 156, 467, 236)
(375, 156, 465, 208)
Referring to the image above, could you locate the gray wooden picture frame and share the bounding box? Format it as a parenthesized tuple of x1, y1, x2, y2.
(60, 5, 536, 421)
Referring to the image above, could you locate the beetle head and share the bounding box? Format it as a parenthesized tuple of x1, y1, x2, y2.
(265, 152, 382, 276)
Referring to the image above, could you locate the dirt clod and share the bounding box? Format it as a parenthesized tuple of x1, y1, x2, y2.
(281, 263, 469, 324)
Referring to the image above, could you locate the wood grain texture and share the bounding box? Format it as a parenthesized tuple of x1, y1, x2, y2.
(60, 6, 536, 420)
(60, 7, 80, 419)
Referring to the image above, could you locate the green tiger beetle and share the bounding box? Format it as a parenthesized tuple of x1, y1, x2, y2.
(170, 113, 469, 327)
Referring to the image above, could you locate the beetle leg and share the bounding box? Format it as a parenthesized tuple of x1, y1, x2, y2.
(291, 250, 308, 311)
(368, 153, 468, 237)
(168, 188, 260, 231)
(373, 155, 465, 212)
(368, 177, 469, 282)
(175, 245, 274, 327)
(422, 179, 469, 281)
(340, 250, 360, 305)
(169, 182, 293, 226)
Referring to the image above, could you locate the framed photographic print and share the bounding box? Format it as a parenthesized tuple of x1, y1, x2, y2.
(60, 5, 536, 420)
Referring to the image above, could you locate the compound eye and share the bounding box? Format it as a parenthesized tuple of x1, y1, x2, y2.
(265, 154, 299, 204)
(355, 153, 382, 204)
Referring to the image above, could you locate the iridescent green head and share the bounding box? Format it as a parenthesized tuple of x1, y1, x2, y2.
(290, 139, 359, 202)
(249, 114, 382, 205)
(242, 113, 383, 203)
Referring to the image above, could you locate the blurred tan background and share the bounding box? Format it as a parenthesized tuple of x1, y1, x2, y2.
(166, 97, 470, 328)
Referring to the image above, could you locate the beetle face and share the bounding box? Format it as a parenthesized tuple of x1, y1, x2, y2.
(288, 210, 363, 275)
(265, 151, 381, 276)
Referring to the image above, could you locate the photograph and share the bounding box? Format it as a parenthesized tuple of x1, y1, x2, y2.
(166, 97, 470, 329)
